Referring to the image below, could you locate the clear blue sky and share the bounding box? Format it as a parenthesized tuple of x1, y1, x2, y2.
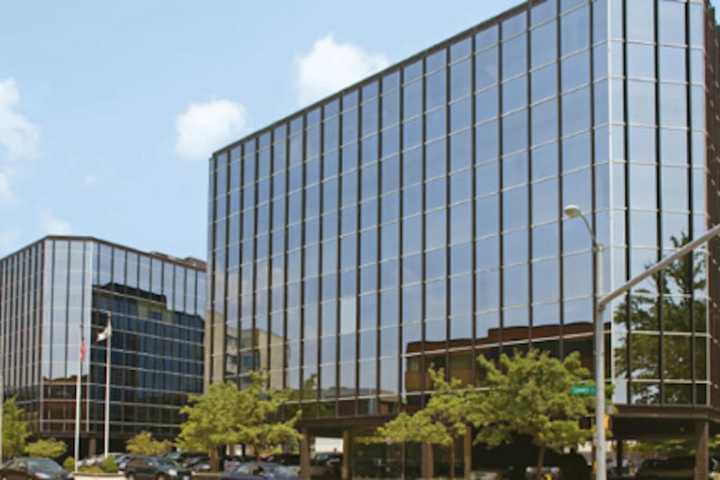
(1, 0, 680, 259)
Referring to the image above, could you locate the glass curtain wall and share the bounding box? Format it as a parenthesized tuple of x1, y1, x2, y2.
(208, 0, 718, 418)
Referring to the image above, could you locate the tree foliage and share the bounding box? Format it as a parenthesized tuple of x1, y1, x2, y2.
(177, 372, 300, 470)
(372, 368, 474, 479)
(126, 431, 173, 456)
(471, 350, 594, 480)
(99, 455, 119, 474)
(24, 438, 67, 459)
(233, 372, 302, 458)
(614, 234, 706, 404)
(63, 457, 75, 472)
(2, 397, 30, 459)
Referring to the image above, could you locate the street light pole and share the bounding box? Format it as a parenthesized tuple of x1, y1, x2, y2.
(564, 205, 606, 480)
(565, 205, 720, 480)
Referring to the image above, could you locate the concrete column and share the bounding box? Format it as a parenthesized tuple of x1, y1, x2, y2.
(464, 429, 472, 479)
(694, 420, 709, 480)
(88, 437, 97, 457)
(342, 431, 352, 480)
(300, 429, 312, 480)
(421, 442, 434, 479)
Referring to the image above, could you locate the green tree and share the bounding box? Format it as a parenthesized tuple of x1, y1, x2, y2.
(24, 438, 67, 459)
(126, 431, 173, 456)
(2, 397, 30, 459)
(176, 382, 245, 471)
(99, 455, 119, 474)
(177, 372, 301, 470)
(234, 372, 302, 458)
(613, 233, 706, 404)
(63, 457, 75, 472)
(470, 350, 594, 480)
(370, 368, 474, 479)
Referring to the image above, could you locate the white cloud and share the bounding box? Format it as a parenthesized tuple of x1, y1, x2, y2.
(0, 78, 39, 160)
(40, 209, 72, 235)
(175, 99, 248, 160)
(295, 34, 390, 105)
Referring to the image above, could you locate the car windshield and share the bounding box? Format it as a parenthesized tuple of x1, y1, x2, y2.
(28, 459, 63, 473)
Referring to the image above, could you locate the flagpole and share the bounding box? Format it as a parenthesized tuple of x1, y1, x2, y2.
(104, 313, 111, 458)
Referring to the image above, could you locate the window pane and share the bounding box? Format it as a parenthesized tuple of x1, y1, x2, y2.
(531, 64, 557, 104)
(476, 48, 499, 90)
(531, 21, 557, 68)
(532, 100, 558, 146)
(659, 47, 686, 82)
(561, 6, 589, 55)
(502, 35, 527, 80)
(503, 76, 528, 113)
(451, 60, 472, 101)
(659, 0, 686, 45)
(627, 0, 655, 42)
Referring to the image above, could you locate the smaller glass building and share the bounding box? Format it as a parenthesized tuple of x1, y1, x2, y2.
(0, 236, 206, 455)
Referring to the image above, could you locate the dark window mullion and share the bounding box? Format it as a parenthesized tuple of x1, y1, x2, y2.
(651, 0, 666, 401)
(526, 3, 534, 343)
(622, 0, 633, 404)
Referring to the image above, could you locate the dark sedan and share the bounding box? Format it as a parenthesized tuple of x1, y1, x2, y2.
(124, 456, 191, 480)
(0, 458, 70, 480)
(222, 463, 299, 480)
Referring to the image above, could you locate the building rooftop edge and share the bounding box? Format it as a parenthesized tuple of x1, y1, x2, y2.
(0, 234, 207, 271)
(210, 0, 528, 159)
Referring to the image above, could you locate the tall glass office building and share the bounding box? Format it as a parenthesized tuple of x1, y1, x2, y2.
(207, 0, 720, 471)
(0, 236, 206, 455)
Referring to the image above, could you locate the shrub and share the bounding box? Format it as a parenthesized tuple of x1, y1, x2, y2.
(25, 438, 67, 459)
(100, 456, 119, 474)
(63, 457, 75, 472)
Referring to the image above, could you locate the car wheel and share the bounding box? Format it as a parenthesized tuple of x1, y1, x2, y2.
(157, 475, 168, 480)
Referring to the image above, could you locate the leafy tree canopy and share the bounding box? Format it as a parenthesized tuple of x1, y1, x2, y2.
(126, 431, 173, 456)
(2, 397, 30, 459)
(24, 438, 67, 459)
(370, 368, 475, 479)
(176, 372, 301, 468)
(470, 350, 595, 479)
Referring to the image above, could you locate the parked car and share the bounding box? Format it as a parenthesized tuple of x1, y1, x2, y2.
(636, 456, 720, 479)
(180, 455, 205, 468)
(164, 452, 204, 465)
(78, 453, 128, 469)
(310, 453, 341, 479)
(223, 456, 256, 472)
(124, 456, 192, 480)
(222, 462, 299, 480)
(115, 454, 135, 473)
(0, 457, 71, 480)
(262, 455, 298, 467)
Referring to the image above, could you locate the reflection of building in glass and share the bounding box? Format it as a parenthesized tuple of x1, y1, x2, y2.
(206, 0, 720, 460)
(0, 236, 205, 455)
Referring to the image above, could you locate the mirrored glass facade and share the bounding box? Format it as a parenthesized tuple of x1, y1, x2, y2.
(0, 236, 206, 447)
(207, 0, 720, 423)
